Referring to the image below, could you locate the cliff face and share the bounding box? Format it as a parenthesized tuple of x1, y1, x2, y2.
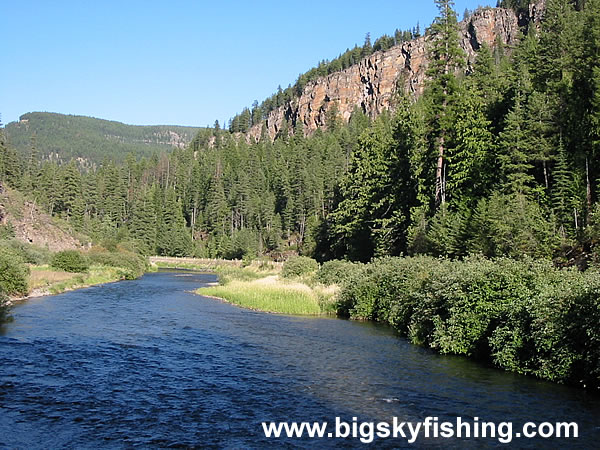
(247, 6, 527, 142)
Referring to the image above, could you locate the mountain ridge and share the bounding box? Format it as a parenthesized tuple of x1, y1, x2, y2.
(4, 112, 203, 164)
(246, 2, 544, 142)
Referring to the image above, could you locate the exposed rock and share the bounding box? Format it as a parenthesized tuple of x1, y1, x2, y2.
(247, 5, 532, 142)
(0, 187, 83, 252)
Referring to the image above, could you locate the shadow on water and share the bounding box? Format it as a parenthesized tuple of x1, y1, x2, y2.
(0, 270, 599, 448)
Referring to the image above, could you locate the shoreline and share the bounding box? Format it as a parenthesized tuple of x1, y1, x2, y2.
(195, 291, 305, 315)
(6, 264, 143, 307)
(7, 278, 124, 305)
(195, 274, 337, 316)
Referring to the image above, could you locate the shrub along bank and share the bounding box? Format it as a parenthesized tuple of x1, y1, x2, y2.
(0, 239, 150, 323)
(337, 256, 600, 389)
(0, 244, 30, 297)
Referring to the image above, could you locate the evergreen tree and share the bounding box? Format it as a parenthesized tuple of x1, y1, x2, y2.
(131, 187, 157, 253)
(59, 162, 83, 222)
(552, 138, 578, 235)
(447, 88, 495, 205)
(497, 93, 535, 195)
(206, 173, 229, 235)
(156, 188, 191, 256)
(362, 32, 373, 58)
(425, 0, 465, 207)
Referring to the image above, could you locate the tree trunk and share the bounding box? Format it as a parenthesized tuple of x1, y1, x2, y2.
(586, 156, 593, 212)
(435, 135, 445, 206)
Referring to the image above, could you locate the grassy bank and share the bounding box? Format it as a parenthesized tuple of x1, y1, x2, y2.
(27, 264, 139, 296)
(199, 275, 337, 315)
(193, 261, 337, 315)
(0, 240, 151, 309)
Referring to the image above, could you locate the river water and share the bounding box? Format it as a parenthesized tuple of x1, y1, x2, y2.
(0, 270, 599, 448)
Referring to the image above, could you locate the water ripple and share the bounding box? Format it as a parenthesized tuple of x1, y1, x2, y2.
(0, 270, 599, 448)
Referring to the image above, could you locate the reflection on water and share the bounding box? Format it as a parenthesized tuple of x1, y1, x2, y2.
(0, 270, 598, 448)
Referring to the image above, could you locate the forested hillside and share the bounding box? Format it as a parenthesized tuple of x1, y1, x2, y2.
(4, 112, 202, 164)
(1, 0, 599, 270)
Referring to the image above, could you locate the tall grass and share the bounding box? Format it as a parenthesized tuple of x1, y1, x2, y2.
(28, 265, 134, 295)
(153, 259, 281, 278)
(198, 278, 323, 315)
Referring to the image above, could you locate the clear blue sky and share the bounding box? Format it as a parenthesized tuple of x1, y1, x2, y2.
(1, 0, 494, 128)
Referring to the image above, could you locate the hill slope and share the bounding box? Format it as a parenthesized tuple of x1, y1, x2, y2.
(4, 112, 203, 164)
(0, 183, 83, 252)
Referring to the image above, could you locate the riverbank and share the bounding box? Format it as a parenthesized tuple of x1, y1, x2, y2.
(337, 255, 600, 390)
(150, 259, 336, 315)
(8, 264, 155, 304)
(127, 255, 600, 389)
(198, 274, 337, 315)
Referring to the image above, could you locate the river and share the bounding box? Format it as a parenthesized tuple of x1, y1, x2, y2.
(0, 270, 599, 448)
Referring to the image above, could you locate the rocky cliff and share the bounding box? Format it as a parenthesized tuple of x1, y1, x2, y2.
(248, 4, 540, 142)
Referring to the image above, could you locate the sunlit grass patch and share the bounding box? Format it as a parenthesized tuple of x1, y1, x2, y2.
(28, 264, 132, 295)
(214, 265, 279, 284)
(28, 265, 79, 291)
(197, 275, 338, 315)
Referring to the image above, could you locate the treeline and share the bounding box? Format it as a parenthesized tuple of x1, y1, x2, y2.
(2, 0, 600, 268)
(1, 110, 366, 259)
(325, 0, 600, 265)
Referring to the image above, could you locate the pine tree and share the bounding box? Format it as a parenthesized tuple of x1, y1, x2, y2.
(425, 0, 465, 207)
(525, 91, 554, 190)
(362, 32, 373, 58)
(0, 143, 22, 188)
(206, 174, 229, 235)
(82, 171, 99, 220)
(552, 138, 577, 234)
(156, 188, 191, 256)
(98, 163, 126, 224)
(447, 88, 495, 205)
(497, 93, 535, 195)
(130, 187, 157, 254)
(469, 42, 508, 125)
(59, 162, 83, 221)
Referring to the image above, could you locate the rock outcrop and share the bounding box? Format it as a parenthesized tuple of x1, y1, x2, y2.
(247, 5, 532, 142)
(0, 187, 83, 252)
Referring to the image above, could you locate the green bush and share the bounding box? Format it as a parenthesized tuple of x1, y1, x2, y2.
(338, 255, 600, 388)
(0, 247, 30, 296)
(0, 290, 11, 323)
(316, 260, 363, 286)
(0, 239, 52, 265)
(281, 256, 319, 279)
(51, 250, 89, 273)
(0, 222, 16, 240)
(87, 250, 148, 280)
